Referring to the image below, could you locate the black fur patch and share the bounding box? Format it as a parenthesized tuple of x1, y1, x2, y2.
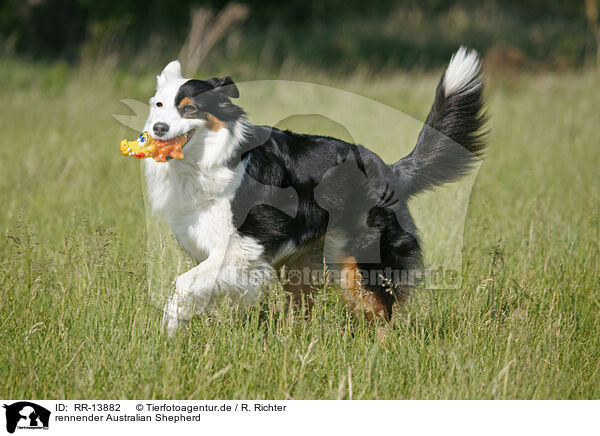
(230, 122, 423, 316)
(174, 78, 244, 127)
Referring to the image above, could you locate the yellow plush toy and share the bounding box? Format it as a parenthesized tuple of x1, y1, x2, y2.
(120, 132, 156, 159)
(120, 132, 185, 162)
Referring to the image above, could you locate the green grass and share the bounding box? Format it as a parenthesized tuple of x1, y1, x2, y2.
(0, 60, 599, 399)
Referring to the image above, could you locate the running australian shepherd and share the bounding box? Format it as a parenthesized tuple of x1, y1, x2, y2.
(141, 47, 487, 335)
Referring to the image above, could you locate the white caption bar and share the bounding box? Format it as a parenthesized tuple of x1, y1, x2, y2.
(0, 400, 596, 435)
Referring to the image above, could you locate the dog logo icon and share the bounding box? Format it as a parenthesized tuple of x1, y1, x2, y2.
(2, 402, 50, 433)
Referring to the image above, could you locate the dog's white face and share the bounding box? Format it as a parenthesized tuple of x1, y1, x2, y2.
(143, 60, 244, 166)
(143, 61, 203, 153)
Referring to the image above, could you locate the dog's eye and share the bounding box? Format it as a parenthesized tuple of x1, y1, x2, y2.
(156, 102, 163, 108)
(182, 105, 196, 114)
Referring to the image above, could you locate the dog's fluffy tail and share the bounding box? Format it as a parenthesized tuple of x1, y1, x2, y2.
(393, 47, 488, 197)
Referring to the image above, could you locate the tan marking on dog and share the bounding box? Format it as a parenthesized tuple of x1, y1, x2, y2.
(177, 97, 193, 111)
(205, 113, 225, 132)
(340, 257, 390, 321)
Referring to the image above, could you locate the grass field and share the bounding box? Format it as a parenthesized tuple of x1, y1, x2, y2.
(0, 60, 599, 399)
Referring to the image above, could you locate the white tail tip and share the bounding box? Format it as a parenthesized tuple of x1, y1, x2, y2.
(443, 47, 482, 97)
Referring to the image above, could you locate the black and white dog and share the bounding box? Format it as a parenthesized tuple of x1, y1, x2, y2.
(142, 47, 486, 335)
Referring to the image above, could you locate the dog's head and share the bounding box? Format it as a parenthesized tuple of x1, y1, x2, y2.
(144, 60, 244, 163)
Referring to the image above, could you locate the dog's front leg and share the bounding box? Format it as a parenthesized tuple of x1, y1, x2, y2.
(161, 252, 226, 336)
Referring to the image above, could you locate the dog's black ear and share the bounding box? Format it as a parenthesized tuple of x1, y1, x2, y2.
(206, 76, 239, 98)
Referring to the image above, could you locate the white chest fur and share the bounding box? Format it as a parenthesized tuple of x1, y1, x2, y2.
(144, 157, 244, 262)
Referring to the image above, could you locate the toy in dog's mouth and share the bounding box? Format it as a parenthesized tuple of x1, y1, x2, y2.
(120, 130, 195, 162)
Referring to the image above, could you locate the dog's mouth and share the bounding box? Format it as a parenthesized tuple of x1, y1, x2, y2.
(158, 129, 195, 162)
(154, 129, 195, 150)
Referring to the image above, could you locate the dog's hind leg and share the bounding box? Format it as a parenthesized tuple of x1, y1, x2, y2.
(336, 205, 422, 323)
(340, 257, 393, 321)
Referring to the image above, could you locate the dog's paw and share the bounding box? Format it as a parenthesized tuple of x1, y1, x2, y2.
(161, 298, 190, 337)
(161, 313, 180, 337)
(162, 280, 195, 337)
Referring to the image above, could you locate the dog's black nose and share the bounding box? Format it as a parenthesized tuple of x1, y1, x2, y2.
(153, 122, 170, 137)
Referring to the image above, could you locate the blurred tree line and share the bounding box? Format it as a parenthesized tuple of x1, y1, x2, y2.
(0, 0, 597, 71)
